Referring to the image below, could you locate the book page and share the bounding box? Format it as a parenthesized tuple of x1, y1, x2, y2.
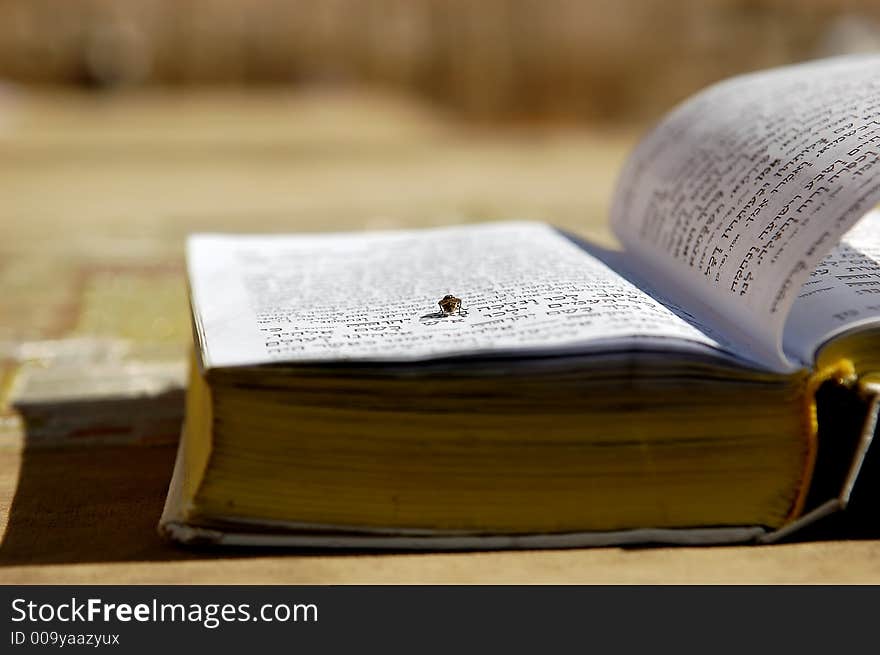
(187, 222, 736, 369)
(611, 55, 880, 371)
(784, 210, 880, 362)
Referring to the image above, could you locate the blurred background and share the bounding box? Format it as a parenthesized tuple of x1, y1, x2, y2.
(1, 0, 879, 120)
(1, 1, 880, 570)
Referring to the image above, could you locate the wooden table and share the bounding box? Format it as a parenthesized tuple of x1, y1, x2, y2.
(1, 87, 878, 583)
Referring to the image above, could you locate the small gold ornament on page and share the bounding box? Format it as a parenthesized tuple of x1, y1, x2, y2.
(438, 294, 462, 316)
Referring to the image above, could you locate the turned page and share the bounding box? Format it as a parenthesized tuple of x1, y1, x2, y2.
(187, 222, 731, 369)
(785, 210, 880, 363)
(611, 55, 880, 372)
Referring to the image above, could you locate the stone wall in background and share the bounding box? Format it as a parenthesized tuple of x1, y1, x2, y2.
(0, 0, 878, 121)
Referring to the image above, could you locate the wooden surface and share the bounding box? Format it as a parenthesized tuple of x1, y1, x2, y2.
(1, 86, 879, 583)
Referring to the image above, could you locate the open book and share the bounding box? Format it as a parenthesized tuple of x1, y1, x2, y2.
(161, 55, 880, 549)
